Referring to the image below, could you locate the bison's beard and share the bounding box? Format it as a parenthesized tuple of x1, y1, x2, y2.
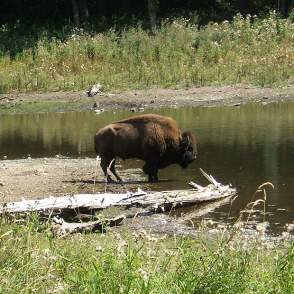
(179, 151, 196, 168)
(180, 162, 189, 169)
(157, 151, 195, 170)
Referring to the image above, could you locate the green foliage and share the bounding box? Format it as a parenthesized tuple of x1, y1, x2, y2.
(275, 241, 294, 292)
(0, 216, 294, 293)
(0, 12, 293, 94)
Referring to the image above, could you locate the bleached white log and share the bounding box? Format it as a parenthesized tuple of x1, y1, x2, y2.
(51, 215, 125, 237)
(0, 190, 146, 213)
(0, 186, 236, 214)
(199, 168, 219, 187)
(0, 169, 237, 214)
(188, 181, 204, 191)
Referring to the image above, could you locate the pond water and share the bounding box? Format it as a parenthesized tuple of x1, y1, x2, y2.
(1, 103, 294, 235)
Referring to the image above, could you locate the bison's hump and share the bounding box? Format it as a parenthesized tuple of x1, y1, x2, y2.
(115, 114, 177, 126)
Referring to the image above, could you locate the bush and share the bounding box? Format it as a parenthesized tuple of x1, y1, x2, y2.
(0, 12, 293, 93)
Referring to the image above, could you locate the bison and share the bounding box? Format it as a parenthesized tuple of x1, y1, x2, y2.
(94, 114, 197, 182)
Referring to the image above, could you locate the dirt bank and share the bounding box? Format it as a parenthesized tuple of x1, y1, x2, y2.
(1, 85, 294, 113)
(0, 157, 154, 203)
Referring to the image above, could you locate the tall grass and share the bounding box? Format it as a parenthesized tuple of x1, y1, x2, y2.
(0, 214, 293, 293)
(0, 12, 293, 94)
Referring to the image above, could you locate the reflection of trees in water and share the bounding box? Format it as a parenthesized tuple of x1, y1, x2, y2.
(0, 112, 108, 156)
(0, 103, 294, 158)
(160, 103, 294, 148)
(263, 139, 279, 201)
(0, 110, 150, 157)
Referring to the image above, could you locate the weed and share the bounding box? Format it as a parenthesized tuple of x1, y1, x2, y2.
(0, 12, 293, 94)
(0, 181, 293, 292)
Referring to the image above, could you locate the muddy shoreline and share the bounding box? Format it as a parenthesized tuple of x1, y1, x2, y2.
(0, 157, 152, 202)
(1, 85, 294, 113)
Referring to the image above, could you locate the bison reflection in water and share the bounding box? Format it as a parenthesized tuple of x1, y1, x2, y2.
(94, 114, 197, 182)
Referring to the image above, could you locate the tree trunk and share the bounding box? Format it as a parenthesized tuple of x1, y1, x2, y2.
(238, 0, 248, 14)
(97, 0, 105, 16)
(281, 0, 287, 15)
(278, 0, 294, 16)
(81, 0, 89, 23)
(121, 0, 131, 12)
(72, 0, 80, 26)
(148, 0, 158, 31)
(288, 0, 294, 14)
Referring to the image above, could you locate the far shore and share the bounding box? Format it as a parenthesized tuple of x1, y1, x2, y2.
(1, 85, 294, 114)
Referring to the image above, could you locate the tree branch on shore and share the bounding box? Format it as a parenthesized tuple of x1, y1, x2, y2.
(0, 169, 236, 215)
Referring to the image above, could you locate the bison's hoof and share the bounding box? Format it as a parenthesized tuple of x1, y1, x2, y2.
(106, 176, 116, 183)
(148, 176, 159, 183)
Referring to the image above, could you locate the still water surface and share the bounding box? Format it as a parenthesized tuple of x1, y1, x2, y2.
(1, 103, 294, 234)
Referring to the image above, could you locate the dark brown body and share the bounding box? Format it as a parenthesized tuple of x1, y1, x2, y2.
(94, 114, 197, 182)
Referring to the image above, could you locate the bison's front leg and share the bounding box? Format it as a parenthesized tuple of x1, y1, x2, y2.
(143, 161, 159, 183)
(148, 173, 158, 183)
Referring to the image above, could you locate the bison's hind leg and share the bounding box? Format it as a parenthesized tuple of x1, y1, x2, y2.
(101, 157, 122, 182)
(109, 159, 122, 182)
(101, 157, 115, 182)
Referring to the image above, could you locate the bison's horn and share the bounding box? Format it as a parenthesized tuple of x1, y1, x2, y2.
(181, 132, 191, 146)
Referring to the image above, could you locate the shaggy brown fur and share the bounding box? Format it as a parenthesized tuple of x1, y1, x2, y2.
(94, 114, 197, 182)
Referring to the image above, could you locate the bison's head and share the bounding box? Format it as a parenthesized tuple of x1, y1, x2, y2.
(179, 131, 197, 168)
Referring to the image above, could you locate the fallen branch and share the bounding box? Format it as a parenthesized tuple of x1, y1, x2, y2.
(51, 215, 125, 237)
(0, 169, 237, 216)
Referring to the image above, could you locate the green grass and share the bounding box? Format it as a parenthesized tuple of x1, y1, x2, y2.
(0, 214, 293, 293)
(0, 12, 293, 94)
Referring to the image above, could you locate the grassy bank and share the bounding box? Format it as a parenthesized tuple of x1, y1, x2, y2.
(0, 12, 293, 94)
(0, 215, 293, 293)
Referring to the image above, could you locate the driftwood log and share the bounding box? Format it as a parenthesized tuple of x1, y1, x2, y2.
(0, 169, 237, 236)
(0, 169, 236, 214)
(51, 215, 125, 237)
